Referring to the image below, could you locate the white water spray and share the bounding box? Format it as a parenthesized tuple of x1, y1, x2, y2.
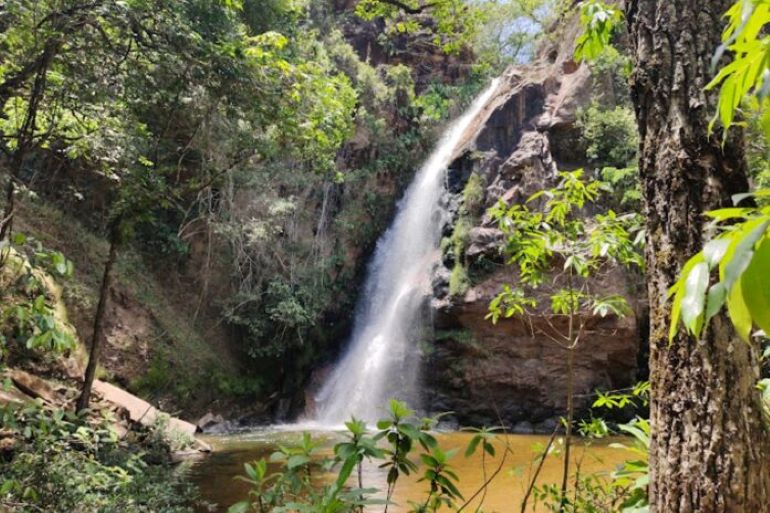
(313, 79, 500, 425)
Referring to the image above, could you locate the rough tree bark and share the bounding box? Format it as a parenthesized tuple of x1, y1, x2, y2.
(627, 1, 770, 511)
(76, 232, 119, 412)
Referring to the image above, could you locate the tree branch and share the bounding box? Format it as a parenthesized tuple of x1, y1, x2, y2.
(374, 0, 438, 15)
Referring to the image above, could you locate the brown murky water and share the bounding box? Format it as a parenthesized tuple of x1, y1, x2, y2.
(189, 429, 630, 513)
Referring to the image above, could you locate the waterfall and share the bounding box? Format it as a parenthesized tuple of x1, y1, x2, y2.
(313, 79, 501, 425)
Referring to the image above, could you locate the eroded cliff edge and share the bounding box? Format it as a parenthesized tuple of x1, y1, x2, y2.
(427, 24, 645, 430)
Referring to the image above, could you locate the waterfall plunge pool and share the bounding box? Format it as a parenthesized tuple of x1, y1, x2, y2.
(188, 428, 631, 513)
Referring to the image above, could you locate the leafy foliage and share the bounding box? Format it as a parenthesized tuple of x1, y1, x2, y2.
(0, 402, 198, 513)
(668, 191, 770, 342)
(574, 0, 624, 63)
(706, 0, 770, 138)
(354, 0, 483, 55)
(578, 103, 638, 170)
(668, 0, 770, 343)
(231, 400, 455, 513)
(600, 166, 642, 210)
(486, 170, 643, 508)
(0, 238, 77, 364)
(487, 170, 644, 324)
(462, 173, 486, 217)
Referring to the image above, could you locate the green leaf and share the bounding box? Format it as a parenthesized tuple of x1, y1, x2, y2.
(228, 501, 251, 513)
(420, 454, 439, 467)
(681, 262, 710, 336)
(706, 207, 752, 221)
(336, 456, 357, 489)
(669, 253, 706, 340)
(705, 283, 728, 323)
(464, 435, 481, 457)
(721, 219, 770, 289)
(728, 279, 753, 342)
(287, 455, 311, 470)
(741, 237, 770, 334)
(703, 238, 731, 268)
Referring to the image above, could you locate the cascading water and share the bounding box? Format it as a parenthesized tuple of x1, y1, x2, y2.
(313, 79, 501, 425)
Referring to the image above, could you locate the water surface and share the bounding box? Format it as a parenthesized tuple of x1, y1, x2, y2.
(190, 429, 629, 513)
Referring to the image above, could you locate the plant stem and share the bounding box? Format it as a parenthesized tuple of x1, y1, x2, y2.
(458, 445, 510, 513)
(475, 449, 488, 513)
(520, 426, 558, 513)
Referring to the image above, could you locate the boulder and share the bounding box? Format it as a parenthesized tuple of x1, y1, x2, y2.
(171, 449, 207, 463)
(194, 438, 213, 453)
(197, 412, 225, 433)
(512, 421, 535, 434)
(466, 227, 503, 259)
(92, 380, 196, 437)
(7, 369, 59, 403)
(0, 436, 17, 456)
(0, 386, 34, 407)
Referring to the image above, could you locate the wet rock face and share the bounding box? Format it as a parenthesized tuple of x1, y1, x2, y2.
(473, 82, 546, 158)
(426, 33, 642, 428)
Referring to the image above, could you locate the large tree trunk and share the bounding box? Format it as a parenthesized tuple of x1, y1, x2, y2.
(76, 233, 119, 413)
(627, 1, 770, 511)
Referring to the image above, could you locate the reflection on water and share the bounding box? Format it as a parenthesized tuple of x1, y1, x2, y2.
(189, 428, 630, 513)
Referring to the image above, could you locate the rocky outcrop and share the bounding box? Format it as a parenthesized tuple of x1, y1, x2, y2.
(426, 22, 642, 429)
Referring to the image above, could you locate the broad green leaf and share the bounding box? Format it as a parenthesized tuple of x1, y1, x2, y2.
(706, 208, 752, 221)
(680, 262, 709, 336)
(705, 283, 728, 322)
(228, 501, 250, 513)
(335, 456, 357, 489)
(741, 236, 770, 334)
(720, 219, 770, 289)
(728, 279, 753, 341)
(680, 261, 710, 337)
(287, 455, 311, 469)
(703, 238, 731, 268)
(464, 435, 481, 457)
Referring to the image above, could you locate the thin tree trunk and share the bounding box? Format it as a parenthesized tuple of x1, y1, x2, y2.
(76, 233, 119, 412)
(0, 178, 14, 268)
(0, 177, 15, 242)
(627, 1, 770, 511)
(559, 269, 577, 511)
(559, 345, 574, 510)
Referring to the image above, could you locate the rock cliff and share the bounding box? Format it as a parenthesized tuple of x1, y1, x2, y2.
(426, 23, 644, 430)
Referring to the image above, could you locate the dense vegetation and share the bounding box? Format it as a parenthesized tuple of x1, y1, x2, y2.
(2, 0, 770, 512)
(0, 0, 514, 412)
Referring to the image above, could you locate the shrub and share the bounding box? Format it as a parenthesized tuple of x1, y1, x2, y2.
(450, 214, 472, 262)
(578, 102, 638, 169)
(449, 263, 471, 297)
(600, 165, 642, 210)
(463, 173, 486, 217)
(0, 403, 199, 513)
